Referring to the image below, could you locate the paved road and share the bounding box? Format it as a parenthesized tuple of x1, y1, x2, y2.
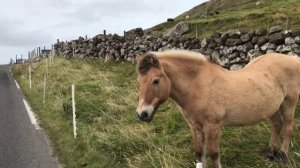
(0, 65, 59, 168)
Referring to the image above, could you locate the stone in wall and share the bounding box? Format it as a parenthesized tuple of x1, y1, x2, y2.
(285, 37, 295, 46)
(283, 30, 293, 37)
(225, 38, 242, 46)
(276, 45, 292, 53)
(269, 33, 284, 44)
(251, 36, 259, 44)
(257, 36, 268, 46)
(241, 33, 251, 42)
(292, 28, 300, 36)
(269, 26, 282, 34)
(295, 36, 300, 44)
(228, 30, 241, 39)
(292, 44, 300, 54)
(261, 43, 277, 51)
(255, 28, 267, 36)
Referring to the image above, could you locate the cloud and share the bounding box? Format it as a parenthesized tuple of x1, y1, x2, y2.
(0, 19, 52, 47)
(64, 0, 155, 22)
(17, 0, 73, 10)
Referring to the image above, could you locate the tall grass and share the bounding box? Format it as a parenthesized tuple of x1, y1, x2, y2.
(13, 58, 300, 168)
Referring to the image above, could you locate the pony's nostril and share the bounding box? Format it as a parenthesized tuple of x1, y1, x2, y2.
(137, 110, 153, 122)
(140, 111, 148, 119)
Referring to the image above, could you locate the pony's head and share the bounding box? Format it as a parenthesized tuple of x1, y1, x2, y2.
(136, 53, 171, 122)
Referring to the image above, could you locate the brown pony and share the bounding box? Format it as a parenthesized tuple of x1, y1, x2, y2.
(136, 50, 300, 168)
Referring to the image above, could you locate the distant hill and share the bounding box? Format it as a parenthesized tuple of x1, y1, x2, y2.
(176, 0, 259, 19)
(150, 0, 300, 37)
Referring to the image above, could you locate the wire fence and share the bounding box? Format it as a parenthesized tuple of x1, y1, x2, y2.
(14, 44, 55, 65)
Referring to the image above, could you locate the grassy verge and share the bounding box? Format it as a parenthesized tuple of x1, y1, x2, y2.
(13, 57, 300, 168)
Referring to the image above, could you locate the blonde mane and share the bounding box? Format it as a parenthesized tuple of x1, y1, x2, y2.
(137, 50, 208, 75)
(150, 50, 207, 62)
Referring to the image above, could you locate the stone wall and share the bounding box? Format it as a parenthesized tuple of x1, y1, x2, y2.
(54, 26, 300, 70)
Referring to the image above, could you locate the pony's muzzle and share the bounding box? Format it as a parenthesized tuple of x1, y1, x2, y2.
(137, 111, 153, 122)
(137, 106, 154, 122)
(137, 103, 154, 122)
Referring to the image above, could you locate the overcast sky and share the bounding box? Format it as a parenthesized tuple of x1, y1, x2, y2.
(0, 0, 206, 65)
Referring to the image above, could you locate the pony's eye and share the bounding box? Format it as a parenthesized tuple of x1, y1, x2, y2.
(152, 79, 160, 85)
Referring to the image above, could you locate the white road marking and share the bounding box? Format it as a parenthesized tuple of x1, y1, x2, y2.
(23, 99, 40, 130)
(14, 80, 20, 89)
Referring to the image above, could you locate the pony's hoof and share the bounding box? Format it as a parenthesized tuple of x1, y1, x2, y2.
(262, 147, 275, 161)
(273, 149, 288, 163)
(262, 147, 288, 163)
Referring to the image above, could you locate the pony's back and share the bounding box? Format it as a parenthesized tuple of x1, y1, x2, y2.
(244, 53, 300, 97)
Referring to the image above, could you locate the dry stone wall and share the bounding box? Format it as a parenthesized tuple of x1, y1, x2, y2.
(54, 26, 300, 70)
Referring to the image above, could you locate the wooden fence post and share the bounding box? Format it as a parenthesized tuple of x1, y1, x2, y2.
(51, 44, 55, 64)
(49, 52, 52, 66)
(43, 74, 47, 104)
(29, 66, 32, 91)
(196, 25, 198, 38)
(286, 17, 290, 30)
(72, 84, 77, 138)
(46, 59, 48, 75)
(72, 45, 75, 57)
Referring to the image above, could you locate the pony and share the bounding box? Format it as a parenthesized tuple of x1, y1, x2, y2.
(135, 50, 300, 168)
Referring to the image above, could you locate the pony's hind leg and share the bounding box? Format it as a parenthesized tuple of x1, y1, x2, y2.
(262, 111, 283, 161)
(279, 93, 299, 163)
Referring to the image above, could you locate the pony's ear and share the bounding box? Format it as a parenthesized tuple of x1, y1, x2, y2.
(137, 53, 160, 75)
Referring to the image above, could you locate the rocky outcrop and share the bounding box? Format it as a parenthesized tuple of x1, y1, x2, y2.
(163, 22, 190, 38)
(125, 28, 144, 40)
(54, 25, 300, 70)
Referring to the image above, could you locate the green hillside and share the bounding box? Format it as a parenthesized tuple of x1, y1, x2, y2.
(151, 0, 300, 37)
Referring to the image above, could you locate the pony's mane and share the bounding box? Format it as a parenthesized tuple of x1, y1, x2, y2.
(151, 50, 207, 62)
(137, 50, 208, 75)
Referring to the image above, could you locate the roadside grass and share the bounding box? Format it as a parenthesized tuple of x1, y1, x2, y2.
(151, 0, 300, 38)
(13, 57, 300, 168)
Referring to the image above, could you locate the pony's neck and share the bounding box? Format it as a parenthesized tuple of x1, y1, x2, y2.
(160, 57, 211, 109)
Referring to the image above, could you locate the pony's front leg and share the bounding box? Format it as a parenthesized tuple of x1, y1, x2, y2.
(203, 123, 222, 168)
(189, 124, 206, 166)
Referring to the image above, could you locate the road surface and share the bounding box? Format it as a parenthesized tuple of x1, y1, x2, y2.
(0, 64, 59, 168)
